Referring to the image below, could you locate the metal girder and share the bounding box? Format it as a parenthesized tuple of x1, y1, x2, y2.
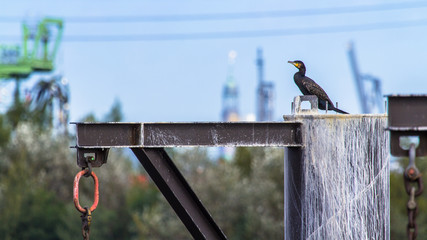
(132, 148, 227, 240)
(73, 122, 302, 148)
(73, 122, 302, 168)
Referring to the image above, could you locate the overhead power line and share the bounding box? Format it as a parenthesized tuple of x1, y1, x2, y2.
(1, 18, 427, 42)
(63, 18, 427, 42)
(0, 1, 427, 23)
(63, 1, 427, 22)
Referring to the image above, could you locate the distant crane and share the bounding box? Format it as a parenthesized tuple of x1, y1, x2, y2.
(256, 48, 275, 121)
(220, 51, 239, 161)
(0, 17, 63, 103)
(347, 42, 384, 113)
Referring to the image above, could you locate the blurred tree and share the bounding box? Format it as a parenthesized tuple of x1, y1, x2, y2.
(79, 99, 123, 123)
(104, 98, 123, 122)
(5, 96, 31, 128)
(0, 123, 75, 239)
(80, 112, 97, 122)
(0, 114, 11, 147)
(31, 75, 69, 130)
(8, 188, 68, 240)
(234, 147, 253, 177)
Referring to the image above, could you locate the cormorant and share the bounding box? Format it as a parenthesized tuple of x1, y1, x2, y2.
(288, 60, 349, 114)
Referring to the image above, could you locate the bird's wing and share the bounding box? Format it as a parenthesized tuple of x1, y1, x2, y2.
(302, 77, 334, 104)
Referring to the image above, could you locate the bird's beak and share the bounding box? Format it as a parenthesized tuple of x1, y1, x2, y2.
(288, 61, 298, 68)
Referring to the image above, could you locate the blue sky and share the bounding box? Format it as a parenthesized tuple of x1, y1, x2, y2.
(1, 0, 426, 122)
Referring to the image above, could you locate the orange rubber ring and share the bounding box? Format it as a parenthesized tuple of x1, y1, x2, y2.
(73, 169, 99, 213)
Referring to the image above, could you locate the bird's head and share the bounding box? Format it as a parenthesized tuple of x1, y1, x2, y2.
(288, 60, 304, 69)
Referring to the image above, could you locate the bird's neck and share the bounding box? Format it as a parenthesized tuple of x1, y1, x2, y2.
(299, 67, 306, 76)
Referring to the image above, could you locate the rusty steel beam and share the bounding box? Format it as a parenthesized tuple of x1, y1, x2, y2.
(132, 148, 227, 240)
(73, 122, 302, 148)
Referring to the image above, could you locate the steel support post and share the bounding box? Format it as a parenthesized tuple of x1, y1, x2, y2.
(283, 147, 303, 240)
(131, 148, 227, 240)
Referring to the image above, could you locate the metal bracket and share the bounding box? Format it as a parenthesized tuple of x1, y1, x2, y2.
(76, 148, 109, 168)
(386, 94, 427, 156)
(292, 95, 319, 115)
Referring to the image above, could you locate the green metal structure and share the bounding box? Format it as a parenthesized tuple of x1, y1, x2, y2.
(0, 18, 63, 79)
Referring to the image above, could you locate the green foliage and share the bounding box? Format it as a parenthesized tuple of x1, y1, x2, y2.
(0, 124, 75, 239)
(79, 99, 123, 123)
(6, 98, 31, 128)
(6, 188, 67, 240)
(80, 112, 97, 122)
(0, 114, 11, 147)
(234, 147, 253, 177)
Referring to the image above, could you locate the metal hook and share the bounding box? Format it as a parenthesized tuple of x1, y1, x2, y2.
(405, 143, 420, 181)
(83, 156, 93, 177)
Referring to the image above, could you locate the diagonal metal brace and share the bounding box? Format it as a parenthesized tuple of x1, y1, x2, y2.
(132, 148, 227, 240)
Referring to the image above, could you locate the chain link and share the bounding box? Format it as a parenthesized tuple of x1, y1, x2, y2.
(75, 156, 98, 240)
(81, 207, 92, 240)
(404, 144, 423, 240)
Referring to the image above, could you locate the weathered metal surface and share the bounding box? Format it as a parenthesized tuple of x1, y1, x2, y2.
(387, 95, 427, 128)
(73, 122, 302, 148)
(132, 148, 227, 240)
(143, 122, 302, 147)
(386, 95, 427, 157)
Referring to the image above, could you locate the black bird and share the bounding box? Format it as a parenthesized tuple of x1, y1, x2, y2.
(288, 60, 348, 114)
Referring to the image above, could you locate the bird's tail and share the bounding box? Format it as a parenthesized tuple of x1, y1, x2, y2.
(332, 107, 349, 114)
